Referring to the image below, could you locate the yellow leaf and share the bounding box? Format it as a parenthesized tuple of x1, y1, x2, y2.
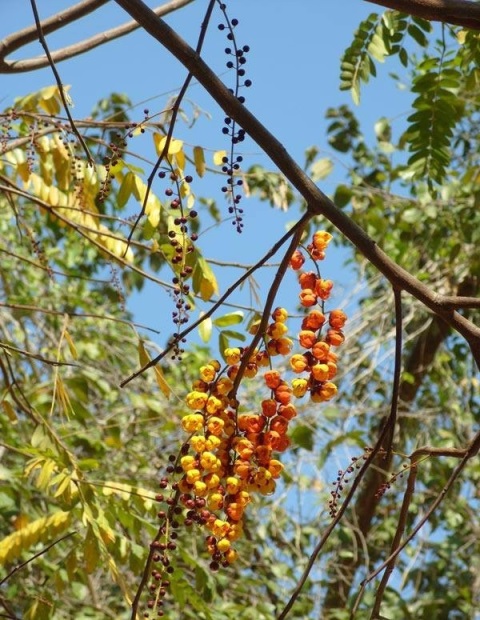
(193, 257, 219, 301)
(153, 133, 183, 156)
(2, 399, 17, 423)
(213, 149, 227, 166)
(138, 341, 171, 398)
(175, 148, 186, 173)
(64, 330, 78, 359)
(12, 514, 29, 530)
(137, 340, 150, 367)
(0, 511, 70, 565)
(198, 312, 212, 342)
(36, 458, 57, 491)
(193, 146, 206, 177)
(154, 366, 171, 399)
(84, 526, 100, 574)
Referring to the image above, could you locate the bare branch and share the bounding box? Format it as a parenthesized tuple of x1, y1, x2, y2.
(0, 0, 193, 74)
(360, 430, 480, 597)
(364, 0, 480, 31)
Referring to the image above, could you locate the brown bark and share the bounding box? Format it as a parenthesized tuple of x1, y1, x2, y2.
(365, 0, 480, 30)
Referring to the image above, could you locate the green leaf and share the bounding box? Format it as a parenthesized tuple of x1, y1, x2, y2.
(290, 425, 314, 451)
(198, 312, 213, 342)
(213, 311, 243, 327)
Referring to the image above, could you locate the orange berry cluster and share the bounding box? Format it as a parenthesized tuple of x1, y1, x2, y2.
(178, 332, 295, 569)
(172, 230, 345, 569)
(289, 230, 347, 403)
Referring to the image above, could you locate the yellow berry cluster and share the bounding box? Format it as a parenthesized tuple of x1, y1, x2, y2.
(174, 230, 345, 569)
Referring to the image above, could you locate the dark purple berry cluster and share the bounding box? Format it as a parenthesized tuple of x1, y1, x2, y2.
(217, 3, 252, 233)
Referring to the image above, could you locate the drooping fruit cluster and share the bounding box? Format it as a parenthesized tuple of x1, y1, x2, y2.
(289, 231, 347, 403)
(147, 230, 346, 615)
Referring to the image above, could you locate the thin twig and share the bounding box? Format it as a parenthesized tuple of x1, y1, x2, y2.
(0, 342, 78, 367)
(277, 286, 404, 619)
(29, 0, 93, 165)
(125, 0, 216, 249)
(360, 430, 480, 596)
(0, 302, 160, 335)
(231, 212, 311, 397)
(120, 214, 311, 387)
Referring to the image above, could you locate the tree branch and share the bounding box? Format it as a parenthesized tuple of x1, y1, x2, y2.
(112, 0, 480, 371)
(0, 0, 193, 74)
(364, 0, 480, 31)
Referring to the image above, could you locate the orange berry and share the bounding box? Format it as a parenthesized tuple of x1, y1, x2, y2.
(256, 444, 273, 465)
(276, 337, 293, 355)
(226, 503, 244, 521)
(278, 404, 297, 420)
(327, 362, 337, 379)
(224, 347, 242, 364)
(261, 399, 278, 418)
(290, 249, 305, 270)
(206, 416, 225, 436)
(233, 461, 250, 479)
(207, 492, 223, 511)
(264, 370, 282, 389)
(312, 340, 330, 361)
(244, 362, 258, 378)
(268, 321, 288, 339)
(315, 279, 333, 300)
(227, 365, 239, 380)
(298, 271, 317, 290)
(325, 329, 345, 347)
(270, 417, 289, 435)
(312, 231, 332, 251)
(274, 383, 292, 405)
(301, 309, 326, 330)
(299, 288, 317, 307)
(180, 455, 197, 471)
(259, 478, 276, 495)
(311, 363, 329, 382)
(329, 309, 347, 329)
(204, 473, 221, 489)
(225, 476, 242, 495)
(267, 339, 280, 357)
(199, 364, 217, 383)
(268, 459, 284, 478)
(255, 350, 270, 367)
(298, 330, 317, 349)
(185, 390, 208, 411)
(225, 549, 238, 563)
(311, 381, 338, 402)
(290, 353, 309, 373)
(181, 413, 204, 433)
(307, 245, 326, 261)
(272, 307, 288, 322)
(215, 377, 233, 396)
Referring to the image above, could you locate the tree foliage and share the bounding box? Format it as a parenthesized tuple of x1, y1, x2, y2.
(1, 2, 480, 620)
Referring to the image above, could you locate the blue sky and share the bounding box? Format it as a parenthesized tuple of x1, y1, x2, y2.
(1, 1, 414, 345)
